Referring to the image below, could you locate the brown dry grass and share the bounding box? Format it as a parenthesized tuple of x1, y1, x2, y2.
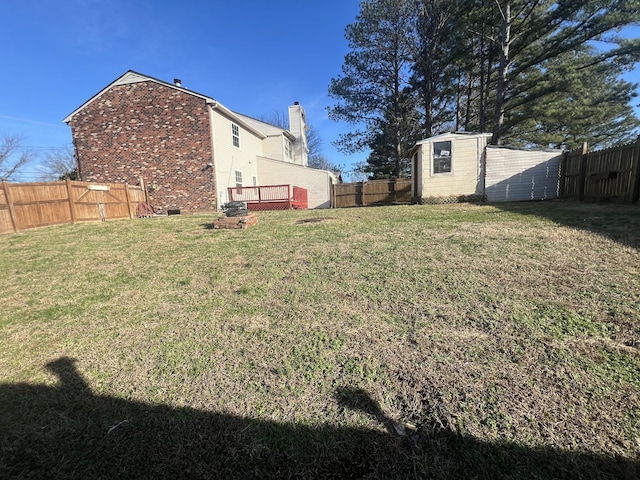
(0, 201, 639, 478)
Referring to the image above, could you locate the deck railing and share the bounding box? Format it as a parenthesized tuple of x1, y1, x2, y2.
(227, 185, 308, 210)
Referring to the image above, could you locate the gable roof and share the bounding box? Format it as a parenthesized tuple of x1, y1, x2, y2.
(234, 112, 296, 141)
(414, 132, 493, 145)
(63, 70, 267, 139)
(409, 132, 492, 158)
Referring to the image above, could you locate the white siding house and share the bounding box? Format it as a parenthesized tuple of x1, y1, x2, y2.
(233, 114, 297, 164)
(210, 102, 319, 206)
(210, 106, 267, 207)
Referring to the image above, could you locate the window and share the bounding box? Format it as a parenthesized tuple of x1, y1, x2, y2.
(234, 170, 243, 187)
(285, 140, 292, 159)
(232, 123, 240, 148)
(252, 176, 257, 186)
(433, 141, 452, 174)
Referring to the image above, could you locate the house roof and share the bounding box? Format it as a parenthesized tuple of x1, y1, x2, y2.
(408, 132, 492, 158)
(62, 70, 267, 139)
(414, 132, 493, 145)
(233, 112, 296, 141)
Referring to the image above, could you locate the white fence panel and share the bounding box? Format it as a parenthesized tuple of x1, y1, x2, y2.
(256, 156, 336, 209)
(485, 146, 562, 202)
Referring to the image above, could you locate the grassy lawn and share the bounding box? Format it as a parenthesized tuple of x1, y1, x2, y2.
(1, 201, 639, 478)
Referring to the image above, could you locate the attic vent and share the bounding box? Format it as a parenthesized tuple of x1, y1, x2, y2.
(174, 78, 182, 87)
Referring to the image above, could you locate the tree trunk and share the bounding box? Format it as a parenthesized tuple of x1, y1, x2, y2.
(479, 25, 487, 132)
(464, 68, 473, 130)
(491, 1, 511, 145)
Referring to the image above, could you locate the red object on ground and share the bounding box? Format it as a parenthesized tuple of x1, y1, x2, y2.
(136, 202, 155, 218)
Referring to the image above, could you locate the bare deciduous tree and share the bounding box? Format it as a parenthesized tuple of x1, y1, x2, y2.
(257, 110, 289, 129)
(307, 154, 342, 174)
(0, 133, 31, 181)
(257, 110, 324, 159)
(37, 145, 78, 181)
(305, 124, 323, 160)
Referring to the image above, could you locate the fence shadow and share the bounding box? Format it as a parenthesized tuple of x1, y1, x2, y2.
(492, 199, 640, 251)
(1, 357, 637, 479)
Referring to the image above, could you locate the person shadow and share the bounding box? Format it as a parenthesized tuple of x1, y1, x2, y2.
(1, 357, 637, 479)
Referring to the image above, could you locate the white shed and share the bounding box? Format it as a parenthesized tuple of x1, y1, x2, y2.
(410, 132, 492, 202)
(411, 133, 564, 203)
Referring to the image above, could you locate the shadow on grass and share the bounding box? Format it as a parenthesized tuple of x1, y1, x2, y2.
(492, 200, 640, 250)
(1, 358, 637, 479)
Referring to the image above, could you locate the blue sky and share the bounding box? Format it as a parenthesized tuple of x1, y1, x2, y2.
(0, 0, 365, 181)
(1, 1, 639, 182)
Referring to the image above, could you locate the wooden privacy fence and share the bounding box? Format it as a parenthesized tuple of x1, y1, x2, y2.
(561, 138, 640, 203)
(334, 179, 412, 208)
(0, 179, 147, 234)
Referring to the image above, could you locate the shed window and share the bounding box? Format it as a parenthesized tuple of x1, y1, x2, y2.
(234, 170, 243, 187)
(433, 141, 452, 174)
(232, 124, 240, 148)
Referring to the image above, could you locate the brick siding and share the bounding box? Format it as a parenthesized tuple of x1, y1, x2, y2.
(68, 81, 217, 213)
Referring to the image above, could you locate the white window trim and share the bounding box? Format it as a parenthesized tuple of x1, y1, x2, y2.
(234, 169, 243, 187)
(431, 141, 454, 176)
(232, 123, 240, 149)
(285, 139, 292, 160)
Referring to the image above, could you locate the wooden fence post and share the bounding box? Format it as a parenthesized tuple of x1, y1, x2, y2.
(2, 180, 18, 233)
(124, 183, 135, 219)
(330, 181, 336, 208)
(559, 152, 567, 198)
(138, 176, 148, 205)
(578, 142, 588, 201)
(65, 178, 77, 224)
(631, 136, 640, 204)
(360, 181, 366, 206)
(628, 136, 640, 203)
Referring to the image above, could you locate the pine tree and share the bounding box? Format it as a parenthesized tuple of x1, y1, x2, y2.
(329, 0, 640, 172)
(454, 0, 502, 133)
(486, 0, 640, 144)
(363, 88, 420, 178)
(410, 0, 460, 137)
(506, 45, 640, 149)
(328, 0, 419, 178)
